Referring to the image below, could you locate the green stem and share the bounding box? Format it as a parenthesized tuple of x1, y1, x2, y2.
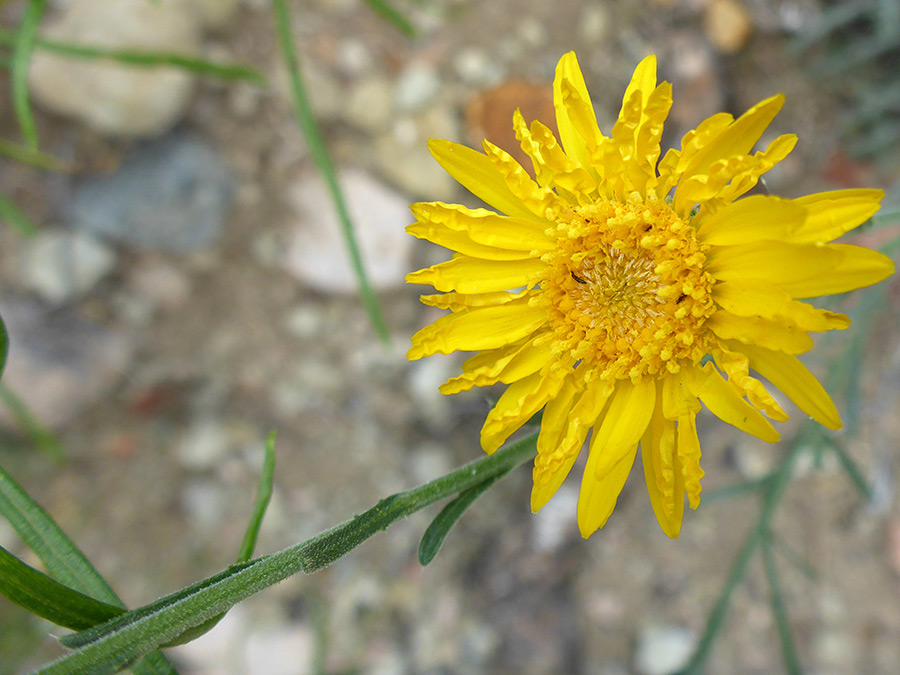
(38, 434, 538, 674)
(674, 436, 806, 675)
(762, 536, 804, 674)
(11, 0, 46, 150)
(271, 0, 390, 344)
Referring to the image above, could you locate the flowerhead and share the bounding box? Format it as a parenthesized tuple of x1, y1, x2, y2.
(405, 52, 894, 538)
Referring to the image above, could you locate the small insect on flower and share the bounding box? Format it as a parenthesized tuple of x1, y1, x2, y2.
(405, 52, 895, 538)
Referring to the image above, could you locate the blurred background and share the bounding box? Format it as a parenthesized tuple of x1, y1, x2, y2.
(1, 0, 899, 673)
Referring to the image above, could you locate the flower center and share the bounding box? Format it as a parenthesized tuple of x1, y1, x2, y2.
(539, 192, 715, 382)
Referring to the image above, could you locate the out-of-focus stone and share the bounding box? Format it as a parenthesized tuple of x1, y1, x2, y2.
(29, 0, 200, 137)
(0, 296, 133, 430)
(69, 133, 233, 253)
(633, 624, 695, 675)
(452, 47, 506, 87)
(282, 168, 413, 293)
(394, 62, 441, 113)
(344, 76, 394, 133)
(704, 0, 754, 54)
(20, 230, 116, 304)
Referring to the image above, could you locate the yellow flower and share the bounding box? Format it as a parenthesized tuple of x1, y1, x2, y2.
(405, 52, 895, 538)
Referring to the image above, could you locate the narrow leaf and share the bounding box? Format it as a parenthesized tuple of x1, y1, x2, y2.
(161, 431, 277, 647)
(0, 192, 39, 237)
(0, 545, 123, 630)
(419, 470, 508, 566)
(11, 0, 47, 149)
(0, 27, 266, 86)
(0, 136, 69, 171)
(271, 0, 390, 344)
(762, 537, 804, 674)
(0, 313, 7, 379)
(362, 0, 417, 37)
(0, 383, 64, 460)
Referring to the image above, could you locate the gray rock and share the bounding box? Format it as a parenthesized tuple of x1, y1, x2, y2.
(20, 230, 117, 304)
(634, 624, 695, 675)
(282, 168, 413, 293)
(344, 76, 394, 133)
(0, 296, 133, 430)
(69, 133, 233, 253)
(452, 47, 507, 87)
(29, 0, 200, 137)
(177, 418, 232, 470)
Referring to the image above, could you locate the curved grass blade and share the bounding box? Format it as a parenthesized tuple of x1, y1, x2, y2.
(0, 137, 68, 171)
(42, 434, 538, 673)
(162, 431, 277, 647)
(0, 27, 266, 86)
(762, 537, 804, 675)
(362, 0, 417, 37)
(0, 466, 178, 674)
(0, 545, 123, 630)
(0, 313, 7, 379)
(419, 469, 508, 566)
(11, 0, 47, 149)
(0, 193, 38, 236)
(0, 383, 64, 460)
(271, 0, 390, 344)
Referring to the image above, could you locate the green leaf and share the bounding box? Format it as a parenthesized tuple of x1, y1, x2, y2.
(42, 434, 538, 674)
(0, 465, 179, 674)
(161, 431, 277, 648)
(762, 537, 804, 674)
(11, 0, 47, 149)
(0, 545, 123, 630)
(0, 136, 68, 171)
(0, 193, 39, 236)
(0, 383, 64, 460)
(0, 313, 7, 380)
(418, 470, 508, 566)
(362, 0, 417, 37)
(271, 0, 390, 344)
(0, 27, 267, 86)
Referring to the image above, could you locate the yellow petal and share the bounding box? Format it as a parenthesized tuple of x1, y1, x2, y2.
(427, 139, 537, 219)
(441, 335, 553, 394)
(713, 343, 789, 421)
(406, 223, 534, 260)
(553, 52, 597, 169)
(408, 301, 546, 360)
(419, 288, 532, 312)
(578, 439, 639, 538)
(712, 134, 797, 205)
(708, 310, 814, 354)
(696, 195, 807, 246)
(707, 239, 895, 300)
(661, 371, 702, 420)
(531, 375, 583, 511)
(406, 256, 544, 294)
(409, 201, 554, 253)
(622, 54, 658, 117)
(641, 401, 684, 538)
(677, 414, 704, 509)
(683, 363, 780, 442)
(576, 379, 655, 537)
(481, 366, 567, 454)
(736, 342, 842, 430)
(658, 112, 734, 195)
(482, 139, 566, 218)
(791, 189, 884, 243)
(713, 280, 851, 332)
(679, 94, 785, 182)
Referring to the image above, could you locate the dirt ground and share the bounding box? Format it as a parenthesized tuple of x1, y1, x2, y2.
(2, 1, 900, 674)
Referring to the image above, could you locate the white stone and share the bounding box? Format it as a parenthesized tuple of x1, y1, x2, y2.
(187, 0, 241, 30)
(453, 47, 506, 86)
(634, 624, 695, 675)
(21, 230, 116, 304)
(394, 62, 440, 112)
(29, 0, 201, 137)
(283, 169, 414, 293)
(344, 76, 394, 133)
(243, 625, 315, 675)
(178, 418, 232, 470)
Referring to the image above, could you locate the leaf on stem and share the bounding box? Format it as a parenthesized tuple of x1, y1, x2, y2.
(419, 470, 508, 566)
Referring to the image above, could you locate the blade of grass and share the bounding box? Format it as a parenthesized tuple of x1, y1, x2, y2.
(362, 0, 417, 37)
(771, 533, 818, 582)
(0, 465, 178, 674)
(0, 383, 64, 460)
(0, 313, 7, 378)
(271, 0, 390, 344)
(11, 0, 47, 150)
(0, 137, 69, 171)
(43, 434, 538, 672)
(161, 431, 277, 647)
(419, 468, 508, 565)
(0, 545, 124, 630)
(0, 27, 266, 86)
(761, 536, 804, 675)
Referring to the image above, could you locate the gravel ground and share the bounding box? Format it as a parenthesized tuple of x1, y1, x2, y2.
(1, 1, 900, 674)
